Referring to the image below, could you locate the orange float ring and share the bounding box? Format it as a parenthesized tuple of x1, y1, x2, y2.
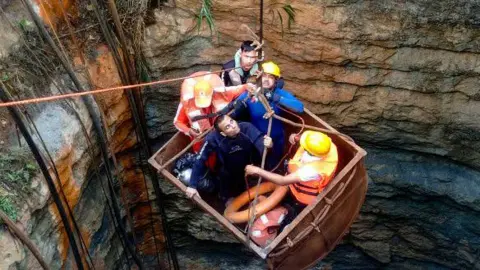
(224, 182, 288, 224)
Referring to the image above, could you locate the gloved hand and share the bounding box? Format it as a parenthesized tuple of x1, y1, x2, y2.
(246, 83, 257, 94)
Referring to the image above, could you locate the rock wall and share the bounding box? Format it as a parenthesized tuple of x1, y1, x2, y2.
(0, 100, 127, 269)
(0, 0, 479, 269)
(0, 6, 141, 267)
(0, 0, 177, 266)
(143, 0, 480, 269)
(144, 0, 480, 169)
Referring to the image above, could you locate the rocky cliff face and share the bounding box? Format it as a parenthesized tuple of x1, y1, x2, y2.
(0, 2, 141, 265)
(142, 0, 480, 269)
(1, 0, 479, 269)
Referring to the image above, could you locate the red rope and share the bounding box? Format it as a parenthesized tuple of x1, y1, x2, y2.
(0, 66, 243, 108)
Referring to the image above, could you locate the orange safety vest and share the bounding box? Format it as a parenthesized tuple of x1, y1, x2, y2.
(183, 100, 214, 133)
(287, 144, 339, 205)
(180, 71, 245, 133)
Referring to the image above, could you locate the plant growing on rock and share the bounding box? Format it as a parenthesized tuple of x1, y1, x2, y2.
(196, 0, 215, 35)
(195, 0, 298, 37)
(0, 148, 38, 223)
(266, 2, 297, 36)
(0, 195, 17, 222)
(0, 148, 38, 194)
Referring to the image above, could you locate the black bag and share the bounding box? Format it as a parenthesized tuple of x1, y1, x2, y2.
(173, 152, 215, 193)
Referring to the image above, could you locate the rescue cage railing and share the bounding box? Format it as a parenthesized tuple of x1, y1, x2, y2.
(262, 110, 367, 258)
(147, 108, 367, 259)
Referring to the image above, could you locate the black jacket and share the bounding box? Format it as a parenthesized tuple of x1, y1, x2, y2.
(190, 122, 265, 189)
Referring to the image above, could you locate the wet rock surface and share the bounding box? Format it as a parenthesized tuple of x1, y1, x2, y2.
(0, 0, 479, 269)
(143, 1, 480, 268)
(143, 0, 480, 170)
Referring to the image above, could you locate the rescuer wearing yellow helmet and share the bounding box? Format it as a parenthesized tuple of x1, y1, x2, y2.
(227, 61, 304, 170)
(261, 61, 281, 90)
(245, 130, 339, 205)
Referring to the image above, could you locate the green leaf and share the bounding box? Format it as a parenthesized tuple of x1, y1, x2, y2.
(26, 163, 36, 170)
(196, 14, 203, 33)
(23, 170, 30, 180)
(282, 5, 297, 29)
(19, 19, 32, 28)
(195, 0, 217, 36)
(0, 196, 17, 222)
(277, 10, 284, 37)
(7, 173, 16, 182)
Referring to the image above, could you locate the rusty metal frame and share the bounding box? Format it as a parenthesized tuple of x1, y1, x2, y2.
(147, 108, 367, 261)
(261, 109, 366, 253)
(148, 134, 268, 258)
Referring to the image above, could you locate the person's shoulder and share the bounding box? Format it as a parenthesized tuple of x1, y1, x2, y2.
(239, 121, 253, 128)
(222, 59, 235, 69)
(239, 122, 258, 132)
(329, 142, 339, 156)
(275, 87, 292, 94)
(205, 132, 220, 144)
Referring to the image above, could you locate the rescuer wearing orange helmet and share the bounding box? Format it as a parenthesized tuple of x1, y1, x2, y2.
(245, 130, 339, 205)
(173, 71, 252, 152)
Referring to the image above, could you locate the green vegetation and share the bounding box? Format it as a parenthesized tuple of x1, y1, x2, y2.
(195, 0, 298, 37)
(0, 196, 17, 222)
(196, 0, 215, 35)
(18, 18, 33, 32)
(1, 72, 9, 82)
(267, 3, 298, 36)
(0, 148, 38, 193)
(0, 148, 38, 223)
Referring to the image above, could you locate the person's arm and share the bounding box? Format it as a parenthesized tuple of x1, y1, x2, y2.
(274, 89, 304, 113)
(216, 92, 249, 119)
(245, 165, 300, 185)
(242, 123, 272, 155)
(189, 92, 250, 123)
(190, 138, 215, 189)
(222, 84, 250, 100)
(173, 103, 191, 135)
(213, 83, 250, 103)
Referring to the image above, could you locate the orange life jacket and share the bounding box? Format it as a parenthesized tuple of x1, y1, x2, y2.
(182, 100, 213, 133)
(287, 144, 339, 205)
(180, 71, 245, 133)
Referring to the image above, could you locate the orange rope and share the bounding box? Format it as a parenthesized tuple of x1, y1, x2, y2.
(0, 67, 241, 108)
